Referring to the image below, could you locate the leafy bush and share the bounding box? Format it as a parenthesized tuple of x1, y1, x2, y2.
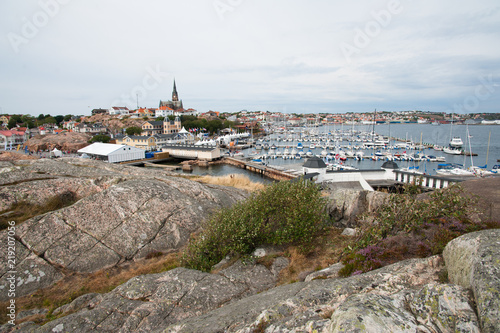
(182, 179, 328, 272)
(339, 184, 498, 277)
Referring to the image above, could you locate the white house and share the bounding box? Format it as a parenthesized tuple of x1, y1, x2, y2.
(173, 108, 198, 116)
(109, 106, 130, 115)
(155, 106, 174, 118)
(0, 130, 28, 149)
(77, 143, 145, 163)
(74, 123, 107, 134)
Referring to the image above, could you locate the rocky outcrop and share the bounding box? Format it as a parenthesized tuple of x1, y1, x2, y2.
(324, 187, 388, 227)
(443, 229, 500, 332)
(15, 254, 478, 333)
(12, 229, 499, 333)
(11, 260, 287, 333)
(24, 132, 91, 153)
(0, 158, 247, 300)
(81, 114, 144, 134)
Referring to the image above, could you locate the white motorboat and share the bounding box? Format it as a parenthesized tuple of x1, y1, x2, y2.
(449, 137, 464, 148)
(443, 147, 462, 155)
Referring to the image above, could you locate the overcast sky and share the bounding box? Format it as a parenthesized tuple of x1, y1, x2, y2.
(1, 0, 499, 116)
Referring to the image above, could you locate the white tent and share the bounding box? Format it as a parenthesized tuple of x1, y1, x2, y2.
(51, 148, 63, 158)
(78, 143, 145, 163)
(178, 127, 189, 134)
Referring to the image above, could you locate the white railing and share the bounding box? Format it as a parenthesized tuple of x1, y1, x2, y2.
(393, 170, 462, 189)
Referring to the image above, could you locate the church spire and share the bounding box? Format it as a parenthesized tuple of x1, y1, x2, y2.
(172, 79, 179, 102)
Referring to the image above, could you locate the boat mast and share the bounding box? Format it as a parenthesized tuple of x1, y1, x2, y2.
(467, 125, 473, 169)
(485, 131, 491, 168)
(449, 113, 453, 143)
(372, 109, 376, 141)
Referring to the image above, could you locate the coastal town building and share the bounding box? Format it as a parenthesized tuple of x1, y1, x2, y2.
(109, 106, 130, 115)
(130, 108, 155, 118)
(141, 121, 164, 136)
(115, 130, 192, 151)
(200, 111, 219, 119)
(91, 108, 108, 116)
(0, 115, 10, 126)
(0, 129, 27, 149)
(116, 135, 157, 151)
(154, 132, 192, 146)
(163, 116, 182, 134)
(155, 106, 174, 118)
(74, 122, 107, 134)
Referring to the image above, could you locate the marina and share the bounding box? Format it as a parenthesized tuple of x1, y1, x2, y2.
(156, 123, 499, 191)
(223, 123, 499, 177)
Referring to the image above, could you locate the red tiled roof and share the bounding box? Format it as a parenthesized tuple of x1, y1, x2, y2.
(0, 130, 25, 137)
(157, 106, 174, 111)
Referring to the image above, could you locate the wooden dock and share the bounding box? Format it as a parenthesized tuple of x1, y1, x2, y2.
(224, 157, 298, 181)
(143, 162, 181, 170)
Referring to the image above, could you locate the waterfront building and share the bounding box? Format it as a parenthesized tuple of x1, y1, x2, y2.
(162, 144, 221, 161)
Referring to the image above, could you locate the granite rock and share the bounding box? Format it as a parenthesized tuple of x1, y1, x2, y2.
(443, 229, 500, 332)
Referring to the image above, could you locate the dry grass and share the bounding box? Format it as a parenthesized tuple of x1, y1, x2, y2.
(0, 252, 181, 325)
(0, 225, 349, 326)
(0, 191, 78, 231)
(277, 227, 349, 285)
(193, 174, 266, 192)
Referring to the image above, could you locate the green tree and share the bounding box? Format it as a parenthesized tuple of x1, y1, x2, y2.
(156, 116, 165, 121)
(43, 116, 57, 125)
(89, 134, 111, 143)
(125, 126, 142, 135)
(7, 118, 17, 129)
(54, 115, 64, 125)
(21, 115, 32, 124)
(63, 115, 73, 121)
(25, 120, 35, 129)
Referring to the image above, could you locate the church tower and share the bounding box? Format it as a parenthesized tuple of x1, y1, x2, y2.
(172, 79, 179, 102)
